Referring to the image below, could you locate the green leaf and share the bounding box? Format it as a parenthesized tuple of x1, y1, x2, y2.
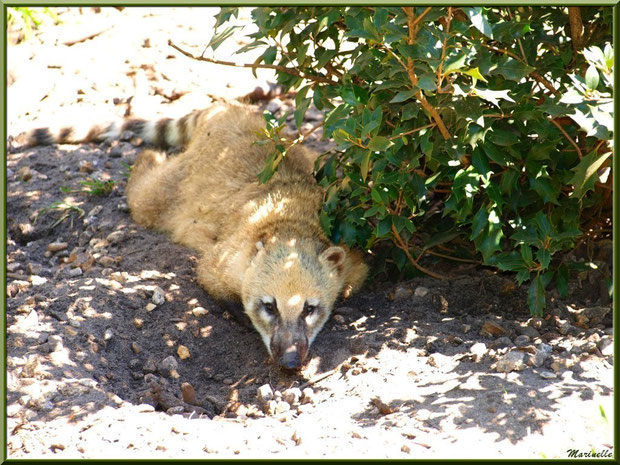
(516, 269, 530, 285)
(568, 150, 612, 200)
(534, 211, 553, 238)
(393, 215, 414, 234)
(390, 89, 416, 103)
(484, 144, 515, 167)
(470, 206, 488, 240)
(490, 129, 519, 146)
(528, 275, 546, 316)
(444, 54, 468, 74)
(556, 264, 569, 298)
(463, 7, 494, 39)
(520, 244, 534, 266)
(360, 151, 371, 181)
(294, 97, 312, 130)
(475, 209, 504, 262)
(493, 56, 534, 81)
(585, 64, 600, 90)
(376, 217, 392, 238)
(462, 67, 488, 83)
(262, 45, 278, 65)
(257, 152, 282, 184)
(529, 176, 560, 205)
(536, 248, 551, 271)
(417, 74, 437, 91)
(402, 102, 419, 120)
(206, 25, 243, 52)
(368, 136, 393, 152)
(320, 210, 332, 236)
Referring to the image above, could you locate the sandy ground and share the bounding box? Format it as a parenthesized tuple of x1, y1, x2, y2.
(4, 7, 615, 460)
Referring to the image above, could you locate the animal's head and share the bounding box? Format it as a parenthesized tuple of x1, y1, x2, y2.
(241, 238, 349, 371)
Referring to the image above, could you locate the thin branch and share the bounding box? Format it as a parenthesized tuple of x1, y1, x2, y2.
(168, 40, 336, 85)
(567, 7, 584, 54)
(436, 7, 453, 93)
(480, 43, 559, 95)
(299, 368, 338, 389)
(412, 6, 433, 30)
(423, 248, 481, 264)
(399, 8, 451, 140)
(301, 120, 324, 139)
(391, 225, 447, 280)
(548, 118, 583, 159)
(388, 123, 436, 141)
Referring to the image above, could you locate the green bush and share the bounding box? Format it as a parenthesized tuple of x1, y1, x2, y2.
(210, 7, 613, 315)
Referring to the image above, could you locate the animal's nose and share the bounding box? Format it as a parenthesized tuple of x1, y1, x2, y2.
(279, 347, 302, 371)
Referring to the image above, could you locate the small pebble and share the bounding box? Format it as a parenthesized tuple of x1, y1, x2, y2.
(192, 307, 208, 317)
(143, 359, 156, 373)
(514, 335, 530, 347)
(106, 230, 126, 244)
(167, 406, 185, 415)
(67, 268, 83, 277)
(181, 382, 196, 404)
(480, 321, 507, 337)
(257, 384, 274, 403)
(274, 401, 291, 415)
(470, 342, 487, 363)
(598, 337, 613, 356)
(282, 387, 302, 405)
(414, 286, 429, 297)
(48, 242, 68, 253)
(177, 345, 191, 360)
(391, 285, 412, 301)
(152, 286, 166, 305)
(496, 351, 525, 373)
(301, 387, 315, 404)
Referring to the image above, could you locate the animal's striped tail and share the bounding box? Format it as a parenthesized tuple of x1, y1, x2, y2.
(23, 109, 207, 149)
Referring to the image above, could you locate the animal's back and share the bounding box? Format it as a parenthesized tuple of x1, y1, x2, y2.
(126, 102, 320, 253)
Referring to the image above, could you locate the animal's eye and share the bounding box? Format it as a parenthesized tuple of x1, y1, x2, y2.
(303, 302, 318, 317)
(262, 300, 277, 316)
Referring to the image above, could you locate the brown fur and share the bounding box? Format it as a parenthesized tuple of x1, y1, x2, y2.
(125, 102, 368, 365)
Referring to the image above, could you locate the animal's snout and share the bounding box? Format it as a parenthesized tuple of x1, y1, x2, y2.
(279, 346, 302, 371)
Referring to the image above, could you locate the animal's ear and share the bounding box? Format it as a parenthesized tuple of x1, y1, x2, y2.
(319, 246, 346, 273)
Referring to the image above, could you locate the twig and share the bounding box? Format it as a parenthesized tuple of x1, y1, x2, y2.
(400, 8, 451, 140)
(62, 26, 112, 46)
(436, 7, 453, 92)
(423, 248, 481, 264)
(411, 6, 433, 30)
(301, 120, 324, 139)
(480, 43, 558, 95)
(168, 40, 336, 85)
(548, 118, 583, 159)
(299, 367, 338, 389)
(391, 225, 447, 280)
(388, 123, 436, 141)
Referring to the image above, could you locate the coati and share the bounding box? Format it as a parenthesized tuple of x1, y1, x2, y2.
(26, 102, 368, 371)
